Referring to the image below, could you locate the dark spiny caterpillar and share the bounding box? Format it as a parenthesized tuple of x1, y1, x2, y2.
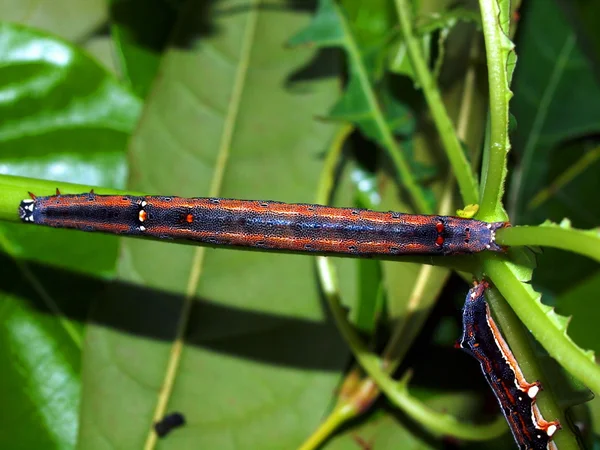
(459, 281, 560, 450)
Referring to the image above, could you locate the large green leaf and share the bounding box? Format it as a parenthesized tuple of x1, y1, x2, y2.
(508, 0, 600, 224)
(78, 1, 346, 448)
(505, 0, 600, 298)
(0, 23, 140, 449)
(556, 270, 600, 358)
(0, 22, 141, 273)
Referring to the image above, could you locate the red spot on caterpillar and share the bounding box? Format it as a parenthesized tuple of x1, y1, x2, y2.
(436, 236, 444, 246)
(436, 222, 444, 233)
(186, 214, 193, 223)
(139, 209, 148, 222)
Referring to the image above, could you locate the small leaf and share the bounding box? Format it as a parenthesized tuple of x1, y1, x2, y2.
(456, 204, 479, 218)
(289, 0, 344, 46)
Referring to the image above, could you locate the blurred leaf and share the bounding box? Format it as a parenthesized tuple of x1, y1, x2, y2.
(555, 270, 600, 356)
(0, 22, 140, 273)
(109, 0, 179, 97)
(84, 36, 120, 75)
(508, 0, 600, 224)
(341, 0, 394, 80)
(531, 139, 600, 230)
(341, 0, 394, 48)
(526, 144, 600, 223)
(1, 0, 108, 43)
(78, 1, 347, 449)
(557, 0, 600, 79)
(0, 22, 139, 449)
(507, 0, 600, 297)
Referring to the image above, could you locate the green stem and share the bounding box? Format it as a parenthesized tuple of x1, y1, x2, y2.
(477, 0, 511, 221)
(496, 224, 600, 263)
(394, 0, 479, 206)
(306, 125, 504, 443)
(317, 256, 507, 441)
(484, 257, 600, 395)
(484, 287, 580, 450)
(298, 403, 356, 450)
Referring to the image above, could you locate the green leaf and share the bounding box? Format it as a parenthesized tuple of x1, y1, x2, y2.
(341, 0, 394, 49)
(525, 145, 600, 224)
(290, 0, 434, 214)
(0, 22, 140, 273)
(0, 252, 82, 450)
(505, 1, 600, 301)
(556, 271, 600, 357)
(508, 0, 600, 223)
(78, 2, 347, 449)
(561, 0, 600, 73)
(0, 22, 140, 449)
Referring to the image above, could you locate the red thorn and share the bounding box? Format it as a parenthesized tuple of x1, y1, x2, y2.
(28, 191, 37, 200)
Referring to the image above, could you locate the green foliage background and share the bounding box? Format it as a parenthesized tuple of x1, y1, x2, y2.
(0, 0, 599, 449)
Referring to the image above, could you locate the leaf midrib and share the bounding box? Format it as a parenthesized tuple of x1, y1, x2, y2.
(141, 2, 260, 448)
